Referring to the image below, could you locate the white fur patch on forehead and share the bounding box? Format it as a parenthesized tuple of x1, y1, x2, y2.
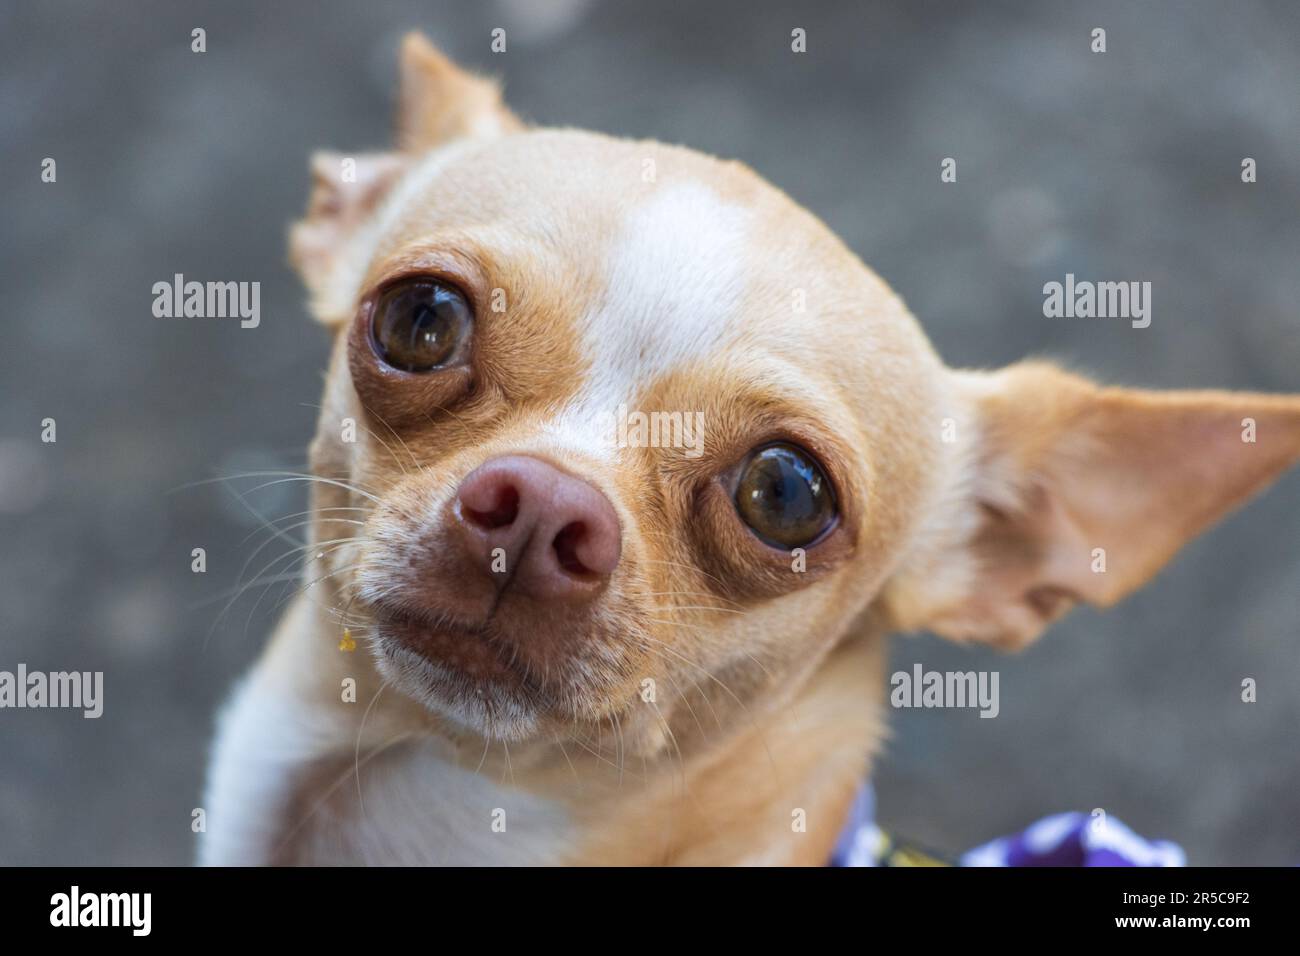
(546, 180, 753, 457)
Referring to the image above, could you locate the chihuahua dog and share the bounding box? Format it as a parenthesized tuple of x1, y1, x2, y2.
(201, 34, 1300, 865)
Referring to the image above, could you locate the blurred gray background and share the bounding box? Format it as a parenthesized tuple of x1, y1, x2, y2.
(1, 0, 1298, 865)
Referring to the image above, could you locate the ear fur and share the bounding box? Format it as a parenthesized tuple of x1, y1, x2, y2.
(396, 32, 522, 152)
(288, 150, 407, 320)
(885, 361, 1300, 649)
(288, 32, 522, 322)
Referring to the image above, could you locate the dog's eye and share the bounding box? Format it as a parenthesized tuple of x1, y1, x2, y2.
(371, 280, 472, 372)
(734, 443, 837, 549)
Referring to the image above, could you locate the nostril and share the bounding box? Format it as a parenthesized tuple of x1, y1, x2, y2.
(463, 484, 520, 530)
(552, 522, 595, 577)
(457, 456, 622, 595)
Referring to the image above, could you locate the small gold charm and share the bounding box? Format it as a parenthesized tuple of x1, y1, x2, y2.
(338, 628, 356, 652)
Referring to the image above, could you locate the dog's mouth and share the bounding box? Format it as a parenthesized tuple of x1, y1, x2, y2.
(366, 602, 559, 739)
(364, 596, 645, 740)
(371, 604, 539, 694)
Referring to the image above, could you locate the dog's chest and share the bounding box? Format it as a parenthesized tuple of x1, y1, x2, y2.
(281, 743, 573, 866)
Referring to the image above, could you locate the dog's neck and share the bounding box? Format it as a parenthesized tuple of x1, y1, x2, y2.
(203, 594, 889, 865)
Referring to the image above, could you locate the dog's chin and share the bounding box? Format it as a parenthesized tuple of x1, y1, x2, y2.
(370, 611, 548, 741)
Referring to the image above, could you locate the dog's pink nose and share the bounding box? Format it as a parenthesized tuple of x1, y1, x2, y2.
(454, 456, 622, 601)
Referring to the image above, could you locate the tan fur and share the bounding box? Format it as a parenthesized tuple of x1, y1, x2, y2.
(201, 34, 1300, 866)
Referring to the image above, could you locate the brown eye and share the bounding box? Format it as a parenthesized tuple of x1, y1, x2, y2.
(734, 443, 837, 549)
(371, 280, 472, 372)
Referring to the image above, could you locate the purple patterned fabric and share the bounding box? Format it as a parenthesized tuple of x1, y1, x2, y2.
(960, 810, 1185, 867)
(830, 784, 882, 867)
(831, 786, 1186, 867)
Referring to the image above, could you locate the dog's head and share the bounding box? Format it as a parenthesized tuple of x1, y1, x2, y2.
(290, 35, 1300, 753)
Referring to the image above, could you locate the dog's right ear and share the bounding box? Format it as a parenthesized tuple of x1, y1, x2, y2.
(396, 31, 522, 152)
(289, 33, 521, 324)
(289, 150, 407, 323)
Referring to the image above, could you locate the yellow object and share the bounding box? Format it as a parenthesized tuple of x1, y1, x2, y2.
(338, 629, 356, 652)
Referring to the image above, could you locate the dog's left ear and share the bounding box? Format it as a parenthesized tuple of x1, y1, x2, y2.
(290, 33, 521, 323)
(884, 361, 1300, 650)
